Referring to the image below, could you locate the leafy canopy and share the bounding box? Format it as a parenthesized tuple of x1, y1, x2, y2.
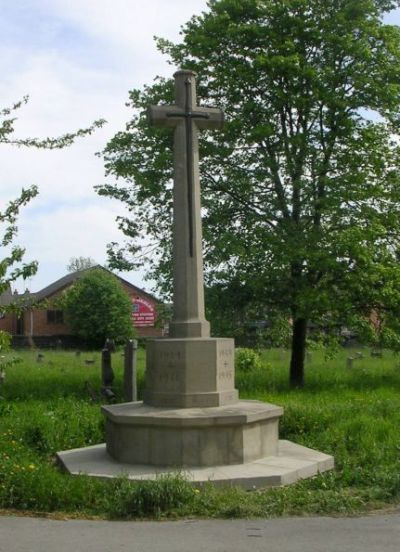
(98, 0, 400, 379)
(61, 269, 134, 348)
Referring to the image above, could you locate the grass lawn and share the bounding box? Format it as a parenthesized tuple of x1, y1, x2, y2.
(0, 347, 399, 519)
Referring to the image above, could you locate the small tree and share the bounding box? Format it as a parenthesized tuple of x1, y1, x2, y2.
(67, 256, 98, 273)
(61, 269, 134, 348)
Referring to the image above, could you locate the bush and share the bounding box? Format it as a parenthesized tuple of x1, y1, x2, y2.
(61, 268, 135, 348)
(235, 348, 262, 372)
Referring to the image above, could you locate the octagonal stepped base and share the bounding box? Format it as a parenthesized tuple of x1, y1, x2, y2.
(56, 440, 334, 490)
(102, 400, 283, 467)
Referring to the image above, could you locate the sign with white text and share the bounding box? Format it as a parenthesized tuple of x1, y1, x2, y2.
(132, 297, 156, 327)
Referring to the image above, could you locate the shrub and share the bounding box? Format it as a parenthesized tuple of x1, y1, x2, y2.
(235, 348, 262, 372)
(61, 268, 135, 348)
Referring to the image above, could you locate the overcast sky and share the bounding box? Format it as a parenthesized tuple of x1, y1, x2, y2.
(1, 1, 399, 294)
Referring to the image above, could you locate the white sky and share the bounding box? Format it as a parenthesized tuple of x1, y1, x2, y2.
(1, 1, 399, 294)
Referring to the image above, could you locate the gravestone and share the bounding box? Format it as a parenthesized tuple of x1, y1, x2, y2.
(101, 347, 115, 400)
(123, 339, 138, 402)
(57, 70, 334, 487)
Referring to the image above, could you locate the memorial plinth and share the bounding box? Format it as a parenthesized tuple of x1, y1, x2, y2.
(144, 337, 238, 408)
(57, 70, 333, 488)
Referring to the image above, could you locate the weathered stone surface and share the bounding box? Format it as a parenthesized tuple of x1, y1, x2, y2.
(102, 400, 282, 467)
(148, 70, 223, 340)
(144, 337, 238, 408)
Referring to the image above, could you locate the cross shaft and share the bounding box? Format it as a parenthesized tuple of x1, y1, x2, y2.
(147, 70, 224, 339)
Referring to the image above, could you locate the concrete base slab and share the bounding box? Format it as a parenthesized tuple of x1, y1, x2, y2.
(56, 440, 334, 490)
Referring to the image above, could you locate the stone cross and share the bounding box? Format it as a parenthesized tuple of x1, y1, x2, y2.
(148, 70, 224, 339)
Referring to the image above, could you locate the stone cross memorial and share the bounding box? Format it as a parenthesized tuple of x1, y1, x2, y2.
(57, 70, 334, 488)
(144, 70, 238, 409)
(147, 69, 222, 339)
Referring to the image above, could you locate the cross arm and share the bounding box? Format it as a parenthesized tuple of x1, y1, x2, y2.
(194, 107, 224, 130)
(147, 105, 180, 128)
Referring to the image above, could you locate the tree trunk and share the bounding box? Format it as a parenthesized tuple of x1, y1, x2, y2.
(290, 317, 307, 388)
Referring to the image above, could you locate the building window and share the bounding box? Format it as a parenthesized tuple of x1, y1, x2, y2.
(47, 310, 64, 324)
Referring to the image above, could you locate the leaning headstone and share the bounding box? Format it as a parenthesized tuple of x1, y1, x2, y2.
(123, 339, 138, 402)
(346, 357, 354, 369)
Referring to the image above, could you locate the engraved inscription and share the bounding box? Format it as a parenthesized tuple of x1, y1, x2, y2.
(191, 394, 216, 407)
(219, 370, 233, 380)
(159, 350, 182, 360)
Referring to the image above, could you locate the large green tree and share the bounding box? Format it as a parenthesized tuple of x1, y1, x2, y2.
(61, 268, 134, 348)
(98, 0, 400, 386)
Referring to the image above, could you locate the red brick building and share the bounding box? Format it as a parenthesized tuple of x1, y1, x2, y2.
(0, 267, 166, 347)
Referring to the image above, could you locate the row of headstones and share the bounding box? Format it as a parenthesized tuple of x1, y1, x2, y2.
(36, 339, 138, 403)
(346, 350, 383, 368)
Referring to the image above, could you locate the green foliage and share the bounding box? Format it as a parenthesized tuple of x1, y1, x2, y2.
(0, 185, 39, 299)
(107, 475, 196, 518)
(235, 347, 262, 371)
(0, 96, 105, 149)
(61, 269, 134, 348)
(98, 0, 400, 385)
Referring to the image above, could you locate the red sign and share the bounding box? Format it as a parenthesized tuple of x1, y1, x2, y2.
(132, 297, 156, 327)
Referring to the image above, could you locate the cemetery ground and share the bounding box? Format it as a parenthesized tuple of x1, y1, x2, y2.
(0, 347, 399, 520)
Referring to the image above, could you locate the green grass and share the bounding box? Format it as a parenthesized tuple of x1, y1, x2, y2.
(0, 347, 399, 519)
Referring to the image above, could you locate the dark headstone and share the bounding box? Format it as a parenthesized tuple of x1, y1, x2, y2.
(104, 338, 116, 353)
(101, 347, 114, 389)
